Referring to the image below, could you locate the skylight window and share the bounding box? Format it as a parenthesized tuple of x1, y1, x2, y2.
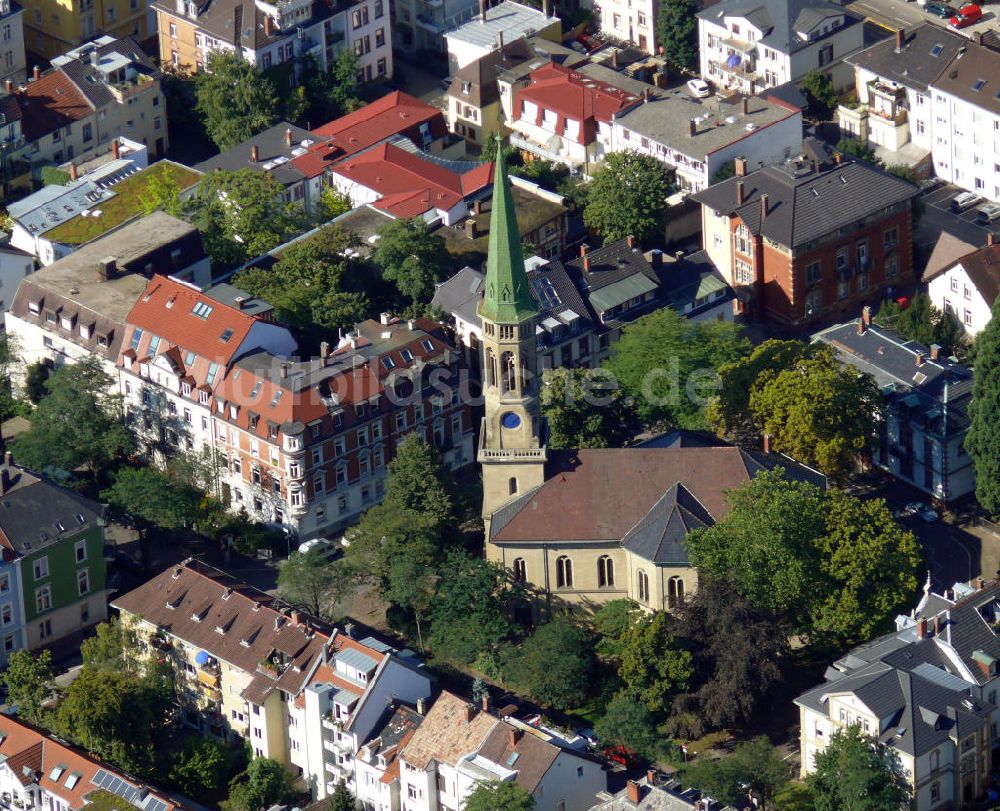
(206, 362, 219, 386)
(930, 43, 944, 56)
(192, 301, 214, 319)
(148, 335, 161, 355)
(270, 389, 284, 408)
(49, 766, 66, 781)
(383, 356, 396, 370)
(401, 349, 413, 363)
(249, 381, 263, 399)
(185, 351, 196, 366)
(422, 339, 434, 352)
(64, 773, 81, 790)
(128, 327, 143, 351)
(219, 328, 234, 343)
(973, 78, 987, 92)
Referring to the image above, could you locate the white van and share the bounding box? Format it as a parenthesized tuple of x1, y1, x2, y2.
(297, 538, 341, 560)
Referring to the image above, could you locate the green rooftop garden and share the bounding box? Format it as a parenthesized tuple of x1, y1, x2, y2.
(45, 161, 201, 246)
(81, 789, 140, 811)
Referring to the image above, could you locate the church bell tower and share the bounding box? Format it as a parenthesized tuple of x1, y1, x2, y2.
(478, 139, 547, 522)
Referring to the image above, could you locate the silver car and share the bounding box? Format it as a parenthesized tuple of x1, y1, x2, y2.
(978, 202, 1000, 223)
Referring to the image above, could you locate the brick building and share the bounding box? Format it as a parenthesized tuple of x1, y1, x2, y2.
(692, 153, 919, 327)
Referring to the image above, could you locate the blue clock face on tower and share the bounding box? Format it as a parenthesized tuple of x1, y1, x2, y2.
(501, 411, 522, 429)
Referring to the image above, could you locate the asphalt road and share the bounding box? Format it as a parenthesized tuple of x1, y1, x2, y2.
(915, 181, 1000, 254)
(845, 0, 997, 36)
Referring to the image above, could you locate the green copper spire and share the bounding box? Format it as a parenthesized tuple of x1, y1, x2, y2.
(479, 138, 538, 324)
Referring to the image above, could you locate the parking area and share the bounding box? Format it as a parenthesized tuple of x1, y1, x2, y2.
(915, 181, 999, 254)
(845, 0, 997, 37)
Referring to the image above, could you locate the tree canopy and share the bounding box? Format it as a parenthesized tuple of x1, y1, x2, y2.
(617, 611, 694, 713)
(541, 367, 638, 449)
(224, 757, 296, 811)
(169, 737, 244, 799)
(875, 293, 966, 356)
(605, 307, 749, 429)
(808, 726, 912, 811)
(101, 467, 201, 532)
(372, 218, 453, 308)
(594, 692, 664, 761)
(277, 548, 353, 620)
(802, 70, 837, 120)
(12, 356, 134, 485)
(657, 0, 698, 69)
(583, 152, 670, 243)
(506, 620, 595, 709)
(1, 649, 55, 724)
(195, 51, 280, 150)
(967, 298, 1000, 515)
(682, 737, 789, 810)
(465, 781, 535, 811)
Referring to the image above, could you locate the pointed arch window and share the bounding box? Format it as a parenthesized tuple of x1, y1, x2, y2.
(597, 555, 614, 588)
(667, 576, 685, 609)
(486, 348, 498, 388)
(637, 570, 650, 603)
(500, 351, 517, 394)
(556, 556, 573, 589)
(512, 557, 526, 583)
(508, 477, 518, 495)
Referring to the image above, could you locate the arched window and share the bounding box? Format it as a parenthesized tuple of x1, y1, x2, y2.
(508, 477, 518, 495)
(597, 555, 614, 588)
(637, 570, 649, 603)
(486, 348, 498, 388)
(668, 576, 685, 609)
(500, 351, 517, 394)
(556, 556, 573, 589)
(512, 558, 526, 583)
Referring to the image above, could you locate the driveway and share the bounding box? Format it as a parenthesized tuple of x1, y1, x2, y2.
(915, 181, 998, 263)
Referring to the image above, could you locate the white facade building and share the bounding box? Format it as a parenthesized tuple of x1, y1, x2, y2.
(926, 242, 999, 338)
(444, 1, 560, 74)
(595, 0, 656, 53)
(0, 0, 26, 88)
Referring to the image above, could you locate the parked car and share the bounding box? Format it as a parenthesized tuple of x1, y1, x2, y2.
(949, 3, 982, 25)
(687, 78, 711, 98)
(926, 1, 956, 15)
(978, 202, 1000, 223)
(297, 537, 342, 561)
(919, 507, 940, 523)
(952, 191, 982, 211)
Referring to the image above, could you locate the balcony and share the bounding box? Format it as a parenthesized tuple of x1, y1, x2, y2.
(477, 421, 547, 462)
(509, 132, 581, 168)
(197, 668, 220, 689)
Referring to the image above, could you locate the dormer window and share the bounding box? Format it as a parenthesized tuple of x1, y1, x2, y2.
(79, 323, 92, 339)
(200, 390, 210, 405)
(182, 381, 192, 396)
(229, 404, 238, 419)
(28, 301, 40, 315)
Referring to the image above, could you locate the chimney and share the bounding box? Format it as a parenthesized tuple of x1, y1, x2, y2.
(97, 256, 117, 280)
(895, 27, 905, 52)
(343, 622, 355, 638)
(834, 151, 843, 165)
(473, 199, 483, 215)
(68, 163, 78, 181)
(32, 65, 39, 81)
(976, 577, 986, 590)
(763, 433, 772, 454)
(741, 96, 749, 115)
(90, 48, 99, 68)
(3, 79, 10, 93)
(251, 144, 260, 162)
(264, 14, 273, 36)
(916, 351, 925, 367)
(930, 343, 942, 361)
(280, 363, 288, 379)
(650, 249, 662, 268)
(498, 30, 504, 49)
(611, 49, 620, 68)
(234, 295, 247, 309)
(284, 127, 293, 148)
(976, 31, 984, 46)
(688, 118, 696, 137)
(734, 156, 747, 177)
(541, 0, 549, 15)
(465, 218, 477, 239)
(863, 305, 872, 327)
(579, 244, 589, 258)
(0, 468, 9, 497)
(379, 312, 392, 326)
(583, 256, 591, 272)
(647, 769, 657, 786)
(917, 617, 928, 638)
(463, 704, 476, 723)
(479, 0, 486, 22)
(407, 319, 416, 330)
(674, 250, 684, 261)
(988, 233, 996, 247)
(291, 609, 301, 625)
(507, 728, 521, 749)
(481, 694, 490, 712)
(626, 234, 636, 249)
(736, 179, 744, 205)
(112, 139, 120, 160)
(759, 193, 769, 221)
(416, 697, 426, 715)
(626, 781, 641, 804)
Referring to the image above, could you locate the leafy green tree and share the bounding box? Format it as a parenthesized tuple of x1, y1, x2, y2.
(507, 620, 595, 709)
(465, 781, 535, 811)
(328, 779, 357, 811)
(81, 617, 144, 677)
(682, 737, 788, 810)
(12, 356, 134, 484)
(1, 649, 54, 723)
(372, 218, 452, 307)
(808, 726, 911, 811)
(885, 164, 917, 184)
(968, 298, 1000, 515)
(195, 51, 279, 150)
(316, 186, 352, 222)
(594, 692, 663, 761)
(140, 168, 183, 216)
(170, 737, 242, 798)
(875, 293, 967, 356)
(24, 360, 49, 405)
(618, 612, 694, 713)
(708, 339, 822, 446)
(836, 138, 882, 166)
(541, 367, 638, 449)
(606, 307, 749, 429)
(300, 50, 362, 124)
(594, 599, 642, 659)
(711, 160, 736, 183)
(233, 228, 369, 333)
(381, 433, 455, 528)
(54, 667, 173, 775)
(224, 757, 296, 811)
(480, 136, 521, 165)
(748, 348, 880, 479)
(278, 548, 352, 620)
(802, 70, 837, 120)
(583, 151, 670, 243)
(656, 0, 698, 68)
(102, 467, 200, 532)
(385, 554, 437, 652)
(427, 549, 518, 664)
(0, 333, 22, 421)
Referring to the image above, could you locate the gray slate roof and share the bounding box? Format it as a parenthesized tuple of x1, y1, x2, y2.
(691, 159, 919, 249)
(196, 122, 323, 188)
(696, 0, 859, 55)
(846, 23, 965, 92)
(55, 37, 157, 109)
(621, 483, 713, 565)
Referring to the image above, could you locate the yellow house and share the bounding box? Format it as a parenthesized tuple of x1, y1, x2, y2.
(479, 143, 826, 618)
(21, 0, 149, 61)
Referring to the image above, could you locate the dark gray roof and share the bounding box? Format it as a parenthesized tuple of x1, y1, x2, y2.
(845, 23, 965, 93)
(0, 462, 102, 554)
(196, 122, 322, 188)
(696, 0, 860, 55)
(202, 282, 274, 318)
(57, 37, 157, 108)
(932, 39, 1000, 117)
(621, 483, 713, 565)
(638, 429, 729, 449)
(559, 238, 660, 323)
(655, 249, 734, 316)
(691, 160, 919, 249)
(763, 81, 808, 110)
(813, 320, 972, 436)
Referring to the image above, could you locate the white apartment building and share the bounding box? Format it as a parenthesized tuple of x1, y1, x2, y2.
(0, 0, 26, 88)
(596, 0, 656, 53)
(925, 240, 999, 338)
(444, 1, 559, 73)
(697, 0, 863, 96)
(611, 91, 803, 192)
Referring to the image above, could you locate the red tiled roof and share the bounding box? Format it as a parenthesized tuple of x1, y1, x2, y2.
(17, 71, 93, 141)
(0, 716, 179, 810)
(515, 62, 639, 138)
(310, 91, 443, 154)
(331, 143, 494, 218)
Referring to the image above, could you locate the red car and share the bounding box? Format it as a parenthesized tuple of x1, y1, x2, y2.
(950, 3, 982, 27)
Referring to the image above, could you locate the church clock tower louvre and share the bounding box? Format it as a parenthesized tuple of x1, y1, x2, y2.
(478, 138, 547, 524)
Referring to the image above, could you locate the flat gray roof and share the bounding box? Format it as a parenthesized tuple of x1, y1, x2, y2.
(445, 1, 558, 49)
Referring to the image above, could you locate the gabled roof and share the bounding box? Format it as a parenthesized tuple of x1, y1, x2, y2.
(402, 691, 498, 770)
(196, 122, 321, 187)
(448, 38, 537, 108)
(921, 231, 980, 284)
(691, 160, 919, 249)
(476, 723, 561, 795)
(846, 23, 965, 93)
(929, 244, 1000, 308)
(15, 71, 92, 141)
(516, 62, 640, 127)
(56, 36, 158, 109)
(620, 483, 714, 565)
(696, 0, 859, 56)
(932, 39, 1000, 116)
